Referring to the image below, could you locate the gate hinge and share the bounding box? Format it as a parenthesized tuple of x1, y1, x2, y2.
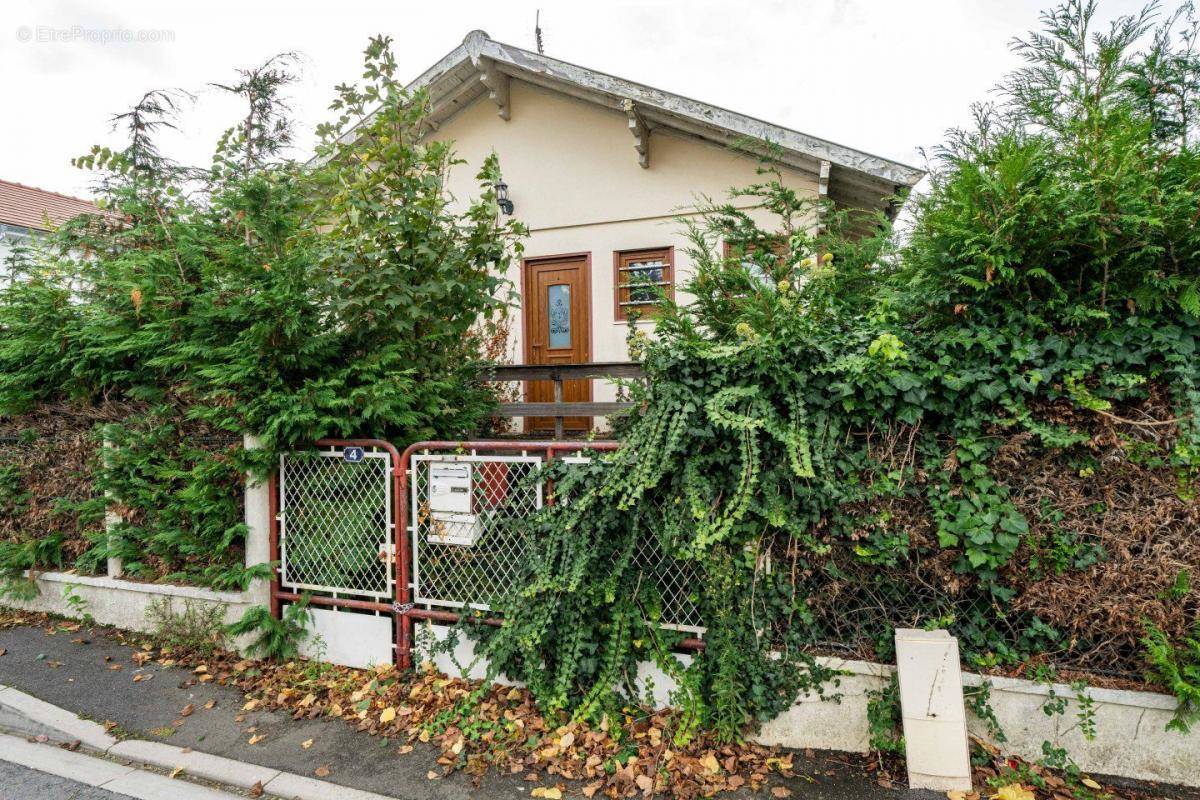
(392, 601, 415, 615)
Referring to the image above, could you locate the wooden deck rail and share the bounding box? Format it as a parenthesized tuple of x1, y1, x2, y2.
(480, 361, 644, 438)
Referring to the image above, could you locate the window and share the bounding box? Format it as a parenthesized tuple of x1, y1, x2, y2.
(614, 247, 673, 321)
(0, 223, 36, 288)
(722, 238, 790, 286)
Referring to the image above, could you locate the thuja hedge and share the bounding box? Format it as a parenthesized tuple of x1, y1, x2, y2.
(0, 39, 525, 589)
(462, 2, 1200, 742)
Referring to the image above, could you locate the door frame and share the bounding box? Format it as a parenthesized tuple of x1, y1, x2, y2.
(521, 252, 593, 433)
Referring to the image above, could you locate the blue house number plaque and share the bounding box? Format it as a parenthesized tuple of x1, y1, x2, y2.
(343, 446, 365, 463)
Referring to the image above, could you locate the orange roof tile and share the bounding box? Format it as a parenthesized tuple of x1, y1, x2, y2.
(0, 179, 100, 231)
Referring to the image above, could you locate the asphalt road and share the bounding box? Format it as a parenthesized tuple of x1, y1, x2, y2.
(0, 760, 134, 800)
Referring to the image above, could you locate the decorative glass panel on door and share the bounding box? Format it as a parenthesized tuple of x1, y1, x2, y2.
(547, 283, 571, 348)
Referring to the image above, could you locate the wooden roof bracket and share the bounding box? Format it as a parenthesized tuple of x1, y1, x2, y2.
(472, 55, 510, 121)
(623, 99, 650, 169)
(815, 159, 831, 233)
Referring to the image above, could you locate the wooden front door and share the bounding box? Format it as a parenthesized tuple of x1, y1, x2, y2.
(523, 254, 592, 434)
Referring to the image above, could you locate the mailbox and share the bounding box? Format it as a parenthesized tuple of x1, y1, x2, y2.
(427, 462, 482, 546)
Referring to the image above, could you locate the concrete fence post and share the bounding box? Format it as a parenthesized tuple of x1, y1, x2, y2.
(102, 436, 123, 579)
(894, 628, 973, 792)
(243, 434, 272, 608)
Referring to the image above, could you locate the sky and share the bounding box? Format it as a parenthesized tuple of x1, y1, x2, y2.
(1, 0, 1163, 201)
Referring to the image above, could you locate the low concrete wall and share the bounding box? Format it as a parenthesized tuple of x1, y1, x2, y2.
(418, 624, 1195, 787)
(964, 672, 1194, 788)
(7, 570, 254, 632)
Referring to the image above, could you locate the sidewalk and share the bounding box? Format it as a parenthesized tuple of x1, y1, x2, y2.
(0, 619, 917, 800)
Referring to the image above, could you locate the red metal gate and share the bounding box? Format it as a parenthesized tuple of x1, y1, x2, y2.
(270, 438, 702, 669)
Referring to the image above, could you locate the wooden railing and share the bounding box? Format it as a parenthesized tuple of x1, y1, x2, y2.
(480, 361, 644, 438)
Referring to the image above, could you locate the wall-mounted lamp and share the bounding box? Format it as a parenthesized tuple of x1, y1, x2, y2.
(495, 181, 514, 215)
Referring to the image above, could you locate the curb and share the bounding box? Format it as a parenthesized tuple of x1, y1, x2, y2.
(0, 684, 402, 800)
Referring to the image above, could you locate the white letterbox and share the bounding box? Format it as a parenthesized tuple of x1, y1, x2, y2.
(427, 463, 482, 546)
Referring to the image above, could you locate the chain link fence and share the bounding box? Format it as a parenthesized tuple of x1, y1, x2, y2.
(407, 448, 704, 634)
(279, 449, 393, 599)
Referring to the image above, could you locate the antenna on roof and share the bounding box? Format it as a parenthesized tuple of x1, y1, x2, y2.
(535, 10, 545, 54)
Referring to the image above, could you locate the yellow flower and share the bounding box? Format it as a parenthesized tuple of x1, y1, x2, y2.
(801, 257, 814, 268)
(776, 279, 791, 293)
(822, 252, 834, 263)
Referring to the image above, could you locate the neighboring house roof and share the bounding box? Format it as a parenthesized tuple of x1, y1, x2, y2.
(0, 179, 100, 232)
(322, 30, 924, 218)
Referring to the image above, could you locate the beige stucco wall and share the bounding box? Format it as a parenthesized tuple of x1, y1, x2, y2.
(435, 81, 817, 415)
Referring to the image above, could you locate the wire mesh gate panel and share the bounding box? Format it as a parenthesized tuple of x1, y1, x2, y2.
(408, 449, 704, 635)
(279, 448, 393, 599)
(410, 454, 543, 612)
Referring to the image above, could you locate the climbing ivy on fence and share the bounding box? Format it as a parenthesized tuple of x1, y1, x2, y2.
(452, 0, 1200, 743)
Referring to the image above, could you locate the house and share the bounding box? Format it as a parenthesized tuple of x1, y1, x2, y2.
(0, 179, 99, 285)
(335, 31, 924, 433)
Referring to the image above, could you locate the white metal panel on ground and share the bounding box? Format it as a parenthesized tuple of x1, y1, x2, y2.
(301, 607, 392, 670)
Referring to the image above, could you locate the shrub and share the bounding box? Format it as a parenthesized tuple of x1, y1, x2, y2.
(145, 598, 229, 658)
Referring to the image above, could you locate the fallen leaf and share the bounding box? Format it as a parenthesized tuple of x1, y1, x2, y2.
(179, 704, 194, 717)
(314, 765, 331, 778)
(771, 788, 792, 799)
(582, 782, 604, 798)
(948, 792, 967, 800)
(0, 648, 6, 656)
(426, 770, 441, 780)
(1080, 779, 1102, 791)
(379, 706, 396, 724)
(298, 693, 315, 708)
(994, 785, 1035, 800)
(248, 734, 265, 745)
(635, 774, 654, 792)
(397, 744, 413, 754)
(700, 754, 721, 775)
(249, 781, 264, 798)
(169, 766, 184, 779)
(532, 788, 563, 800)
(203, 699, 216, 710)
(193, 665, 207, 674)
(242, 700, 259, 711)
(559, 732, 575, 749)
(302, 739, 314, 749)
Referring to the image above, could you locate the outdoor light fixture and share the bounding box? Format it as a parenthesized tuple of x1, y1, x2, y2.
(495, 181, 514, 215)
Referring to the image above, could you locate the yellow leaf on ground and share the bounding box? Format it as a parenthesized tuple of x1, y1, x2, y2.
(314, 765, 331, 778)
(169, 766, 184, 779)
(301, 739, 314, 749)
(397, 744, 413, 754)
(1081, 779, 1102, 791)
(532, 788, 563, 800)
(248, 734, 265, 745)
(559, 732, 575, 749)
(242, 700, 259, 711)
(994, 785, 1035, 800)
(380, 707, 396, 724)
(179, 704, 194, 717)
(948, 792, 967, 800)
(771, 788, 792, 799)
(426, 770, 441, 780)
(700, 754, 721, 774)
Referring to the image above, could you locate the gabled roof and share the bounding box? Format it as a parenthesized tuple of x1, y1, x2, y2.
(325, 30, 924, 218)
(0, 180, 99, 231)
